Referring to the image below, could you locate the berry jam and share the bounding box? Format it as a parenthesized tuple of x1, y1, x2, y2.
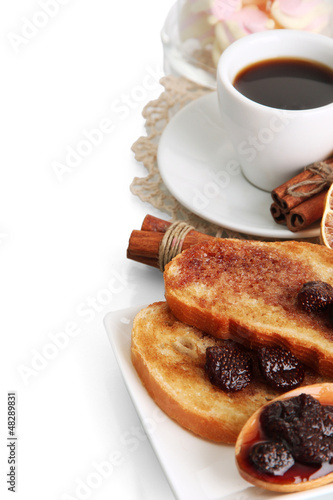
(238, 394, 333, 486)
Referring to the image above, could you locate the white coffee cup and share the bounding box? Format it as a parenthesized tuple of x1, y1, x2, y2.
(217, 30, 333, 192)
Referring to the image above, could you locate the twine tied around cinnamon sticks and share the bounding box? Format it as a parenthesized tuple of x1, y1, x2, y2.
(286, 161, 333, 198)
(271, 158, 333, 232)
(158, 221, 194, 272)
(127, 215, 215, 270)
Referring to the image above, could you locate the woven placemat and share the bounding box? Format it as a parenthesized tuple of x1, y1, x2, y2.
(130, 75, 249, 239)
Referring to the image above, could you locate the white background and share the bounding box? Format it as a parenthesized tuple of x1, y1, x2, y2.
(1, 1, 176, 499)
(4, 3, 333, 500)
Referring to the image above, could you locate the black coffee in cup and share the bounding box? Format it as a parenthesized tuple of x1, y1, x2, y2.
(233, 58, 333, 110)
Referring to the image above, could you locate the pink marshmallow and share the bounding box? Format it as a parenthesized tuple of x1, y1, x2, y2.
(211, 0, 242, 20)
(228, 6, 272, 33)
(277, 0, 323, 18)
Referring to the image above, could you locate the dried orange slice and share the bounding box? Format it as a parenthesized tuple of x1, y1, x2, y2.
(321, 183, 333, 249)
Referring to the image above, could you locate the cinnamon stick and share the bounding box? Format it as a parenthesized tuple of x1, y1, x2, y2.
(270, 203, 287, 225)
(285, 190, 327, 232)
(127, 230, 165, 267)
(127, 216, 173, 267)
(141, 214, 172, 232)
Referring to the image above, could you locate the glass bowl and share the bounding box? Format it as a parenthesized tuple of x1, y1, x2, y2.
(161, 0, 333, 90)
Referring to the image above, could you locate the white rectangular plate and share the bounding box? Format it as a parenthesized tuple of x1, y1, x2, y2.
(104, 305, 333, 500)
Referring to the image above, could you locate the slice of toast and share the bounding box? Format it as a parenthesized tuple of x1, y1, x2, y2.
(131, 301, 327, 444)
(164, 238, 333, 378)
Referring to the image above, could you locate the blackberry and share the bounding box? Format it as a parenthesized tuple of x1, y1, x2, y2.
(260, 394, 333, 465)
(258, 346, 304, 391)
(250, 440, 294, 475)
(297, 281, 333, 313)
(205, 344, 252, 392)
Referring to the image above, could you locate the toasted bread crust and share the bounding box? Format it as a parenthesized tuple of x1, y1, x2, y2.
(164, 239, 333, 377)
(131, 302, 328, 443)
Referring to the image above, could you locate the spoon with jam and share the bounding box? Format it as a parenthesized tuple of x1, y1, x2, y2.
(235, 383, 333, 493)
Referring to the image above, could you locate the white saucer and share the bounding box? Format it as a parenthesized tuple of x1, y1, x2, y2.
(157, 92, 320, 239)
